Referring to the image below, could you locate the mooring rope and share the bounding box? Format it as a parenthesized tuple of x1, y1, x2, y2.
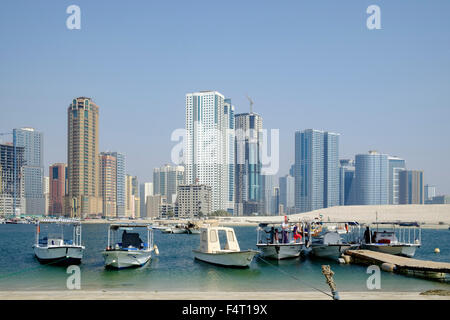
(256, 255, 334, 299)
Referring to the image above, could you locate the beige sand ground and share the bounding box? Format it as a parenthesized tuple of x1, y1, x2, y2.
(0, 290, 449, 300)
(82, 204, 450, 229)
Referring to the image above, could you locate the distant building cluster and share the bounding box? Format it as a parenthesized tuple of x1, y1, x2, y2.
(0, 92, 448, 218)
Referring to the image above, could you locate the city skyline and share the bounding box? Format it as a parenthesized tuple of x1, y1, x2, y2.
(1, 1, 449, 195)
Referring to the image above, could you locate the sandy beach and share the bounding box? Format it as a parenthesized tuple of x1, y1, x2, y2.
(0, 290, 449, 300)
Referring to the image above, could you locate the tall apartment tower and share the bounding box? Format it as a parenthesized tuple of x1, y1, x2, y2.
(279, 174, 295, 214)
(99, 153, 117, 217)
(388, 156, 406, 205)
(185, 91, 235, 213)
(0, 143, 25, 216)
(13, 127, 45, 215)
(294, 129, 340, 213)
(49, 163, 67, 216)
(234, 112, 263, 216)
(339, 159, 355, 206)
(67, 97, 102, 218)
(399, 170, 424, 204)
(354, 151, 389, 205)
(153, 164, 185, 204)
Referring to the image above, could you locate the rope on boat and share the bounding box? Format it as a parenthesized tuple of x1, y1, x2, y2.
(0, 257, 71, 280)
(256, 256, 334, 299)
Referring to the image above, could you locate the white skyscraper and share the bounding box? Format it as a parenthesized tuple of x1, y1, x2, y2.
(185, 91, 235, 213)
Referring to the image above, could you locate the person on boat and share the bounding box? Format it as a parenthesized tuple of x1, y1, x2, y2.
(293, 224, 302, 243)
(364, 227, 371, 243)
(274, 228, 279, 244)
(372, 231, 377, 243)
(264, 227, 275, 244)
(281, 225, 289, 244)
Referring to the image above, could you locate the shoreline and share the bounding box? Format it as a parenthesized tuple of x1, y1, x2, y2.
(0, 290, 449, 300)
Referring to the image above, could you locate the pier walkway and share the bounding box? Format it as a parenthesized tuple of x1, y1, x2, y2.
(346, 250, 450, 280)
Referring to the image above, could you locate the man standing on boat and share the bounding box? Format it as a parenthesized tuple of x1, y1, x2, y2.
(364, 226, 372, 244)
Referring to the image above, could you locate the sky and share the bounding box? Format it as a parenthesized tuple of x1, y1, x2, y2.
(1, 0, 449, 194)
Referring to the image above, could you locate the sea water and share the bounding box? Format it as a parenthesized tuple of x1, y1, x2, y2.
(0, 224, 449, 293)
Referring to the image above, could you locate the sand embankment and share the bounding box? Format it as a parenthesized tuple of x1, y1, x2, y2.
(80, 205, 450, 229)
(218, 204, 450, 228)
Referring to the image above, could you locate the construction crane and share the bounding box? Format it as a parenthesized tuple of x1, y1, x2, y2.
(246, 95, 254, 114)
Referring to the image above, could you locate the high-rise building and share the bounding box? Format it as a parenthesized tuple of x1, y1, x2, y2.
(125, 175, 139, 218)
(132, 176, 140, 218)
(262, 174, 277, 215)
(399, 170, 424, 205)
(176, 184, 212, 218)
(185, 91, 235, 213)
(339, 159, 355, 206)
(49, 163, 67, 216)
(113, 152, 125, 217)
(67, 97, 102, 218)
(13, 127, 45, 215)
(279, 174, 295, 214)
(140, 182, 153, 218)
(0, 143, 25, 216)
(424, 185, 436, 202)
(125, 175, 134, 218)
(234, 112, 263, 216)
(294, 129, 340, 213)
(153, 164, 185, 204)
(146, 194, 165, 218)
(388, 156, 406, 205)
(43, 176, 49, 215)
(354, 151, 389, 205)
(99, 153, 117, 217)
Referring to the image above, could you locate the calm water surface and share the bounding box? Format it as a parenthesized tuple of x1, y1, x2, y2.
(0, 224, 449, 293)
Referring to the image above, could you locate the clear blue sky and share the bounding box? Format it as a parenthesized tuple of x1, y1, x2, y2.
(1, 0, 449, 194)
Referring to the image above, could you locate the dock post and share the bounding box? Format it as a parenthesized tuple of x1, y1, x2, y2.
(321, 265, 340, 300)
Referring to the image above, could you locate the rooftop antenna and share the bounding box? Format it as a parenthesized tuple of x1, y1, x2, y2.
(246, 95, 254, 114)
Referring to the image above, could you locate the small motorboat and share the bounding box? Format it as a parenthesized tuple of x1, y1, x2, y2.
(186, 222, 201, 234)
(361, 222, 421, 257)
(311, 222, 361, 261)
(33, 218, 84, 265)
(102, 223, 158, 269)
(256, 221, 306, 260)
(193, 226, 258, 267)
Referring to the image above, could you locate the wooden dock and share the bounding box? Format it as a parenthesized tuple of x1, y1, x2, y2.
(346, 250, 450, 281)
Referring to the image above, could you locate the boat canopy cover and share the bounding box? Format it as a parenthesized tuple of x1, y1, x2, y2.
(122, 231, 143, 248)
(110, 223, 150, 230)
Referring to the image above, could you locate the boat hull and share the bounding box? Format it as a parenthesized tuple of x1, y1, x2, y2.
(361, 244, 418, 257)
(193, 250, 258, 268)
(33, 245, 84, 265)
(102, 250, 152, 269)
(171, 228, 188, 234)
(311, 244, 353, 260)
(256, 243, 304, 260)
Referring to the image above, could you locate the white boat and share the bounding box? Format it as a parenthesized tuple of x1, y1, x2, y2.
(102, 223, 157, 269)
(361, 222, 421, 257)
(311, 222, 361, 261)
(256, 222, 306, 260)
(32, 218, 84, 265)
(193, 226, 258, 267)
